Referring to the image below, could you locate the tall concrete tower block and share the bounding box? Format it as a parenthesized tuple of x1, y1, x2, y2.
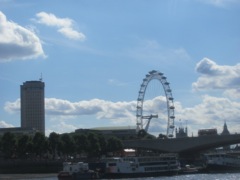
(21, 80, 45, 134)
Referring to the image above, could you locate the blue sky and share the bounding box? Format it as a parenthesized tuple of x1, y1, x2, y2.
(0, 0, 240, 136)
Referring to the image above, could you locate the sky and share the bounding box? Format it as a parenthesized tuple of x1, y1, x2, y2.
(0, 0, 240, 136)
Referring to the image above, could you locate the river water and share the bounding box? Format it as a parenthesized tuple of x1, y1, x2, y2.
(1, 173, 240, 180)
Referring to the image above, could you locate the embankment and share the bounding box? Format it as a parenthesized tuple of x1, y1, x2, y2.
(0, 159, 62, 174)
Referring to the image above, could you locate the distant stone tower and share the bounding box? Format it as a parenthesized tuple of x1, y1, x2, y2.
(221, 121, 230, 150)
(175, 126, 188, 138)
(175, 120, 188, 138)
(21, 80, 45, 135)
(221, 121, 230, 135)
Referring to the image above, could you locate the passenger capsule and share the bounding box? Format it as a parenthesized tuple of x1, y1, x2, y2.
(169, 125, 175, 128)
(149, 70, 157, 74)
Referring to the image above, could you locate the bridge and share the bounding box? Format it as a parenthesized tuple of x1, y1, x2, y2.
(126, 70, 240, 154)
(123, 134, 240, 154)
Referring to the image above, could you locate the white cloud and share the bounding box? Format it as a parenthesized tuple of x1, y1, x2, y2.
(4, 98, 20, 114)
(4, 95, 240, 135)
(45, 98, 104, 116)
(223, 89, 240, 99)
(97, 100, 136, 122)
(0, 120, 14, 128)
(58, 27, 85, 40)
(176, 95, 240, 135)
(47, 121, 77, 135)
(4, 97, 136, 122)
(197, 0, 240, 7)
(177, 95, 240, 124)
(35, 12, 86, 41)
(142, 96, 168, 116)
(192, 58, 240, 92)
(0, 11, 45, 62)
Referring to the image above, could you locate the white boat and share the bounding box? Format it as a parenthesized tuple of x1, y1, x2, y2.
(58, 154, 180, 179)
(57, 162, 98, 180)
(204, 152, 240, 172)
(179, 164, 199, 174)
(100, 154, 180, 178)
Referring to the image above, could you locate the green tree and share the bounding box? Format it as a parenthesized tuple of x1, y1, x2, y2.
(87, 133, 101, 157)
(107, 136, 123, 153)
(73, 134, 89, 155)
(1, 132, 16, 158)
(17, 134, 31, 158)
(48, 132, 60, 159)
(98, 134, 107, 156)
(32, 132, 47, 158)
(0, 135, 2, 151)
(60, 133, 75, 158)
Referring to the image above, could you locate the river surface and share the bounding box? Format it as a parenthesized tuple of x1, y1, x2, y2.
(1, 173, 240, 180)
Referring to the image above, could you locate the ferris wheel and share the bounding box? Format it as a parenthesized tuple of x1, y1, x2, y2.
(136, 70, 175, 138)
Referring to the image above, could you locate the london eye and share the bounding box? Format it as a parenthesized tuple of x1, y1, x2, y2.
(136, 70, 175, 138)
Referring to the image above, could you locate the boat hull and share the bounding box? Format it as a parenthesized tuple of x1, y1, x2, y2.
(179, 169, 199, 174)
(58, 171, 99, 180)
(58, 170, 178, 180)
(204, 152, 240, 173)
(101, 170, 178, 179)
(206, 164, 240, 173)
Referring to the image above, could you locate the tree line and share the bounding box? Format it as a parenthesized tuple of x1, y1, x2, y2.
(0, 131, 123, 160)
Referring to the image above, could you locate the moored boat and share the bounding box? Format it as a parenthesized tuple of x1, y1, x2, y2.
(204, 152, 240, 173)
(58, 153, 180, 179)
(100, 153, 180, 179)
(57, 162, 99, 180)
(179, 164, 199, 174)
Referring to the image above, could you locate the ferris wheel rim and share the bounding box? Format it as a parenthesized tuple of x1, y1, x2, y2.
(136, 70, 175, 138)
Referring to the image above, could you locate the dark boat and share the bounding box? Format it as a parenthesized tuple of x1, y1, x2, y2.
(57, 162, 99, 180)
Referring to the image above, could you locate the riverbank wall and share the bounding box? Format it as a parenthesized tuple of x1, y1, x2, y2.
(0, 160, 62, 174)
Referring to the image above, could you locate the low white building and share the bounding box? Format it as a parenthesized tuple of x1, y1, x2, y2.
(75, 126, 137, 139)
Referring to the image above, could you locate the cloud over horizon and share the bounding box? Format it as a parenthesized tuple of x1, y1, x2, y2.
(192, 58, 240, 99)
(0, 120, 14, 128)
(4, 94, 240, 135)
(35, 12, 86, 41)
(0, 11, 45, 62)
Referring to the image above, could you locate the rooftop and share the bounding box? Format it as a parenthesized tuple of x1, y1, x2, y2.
(90, 126, 136, 131)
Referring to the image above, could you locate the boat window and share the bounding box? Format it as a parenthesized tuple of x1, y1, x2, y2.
(108, 163, 116, 166)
